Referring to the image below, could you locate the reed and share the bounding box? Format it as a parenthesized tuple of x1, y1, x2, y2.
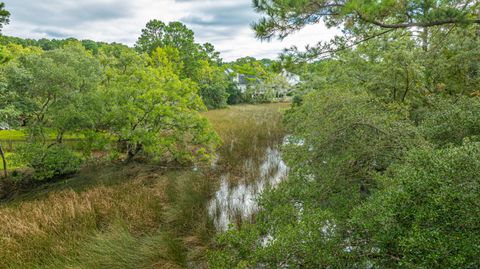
(0, 103, 288, 268)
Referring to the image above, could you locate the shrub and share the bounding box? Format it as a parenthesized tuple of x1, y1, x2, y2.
(17, 143, 82, 180)
(209, 90, 425, 268)
(350, 141, 480, 268)
(283, 89, 423, 215)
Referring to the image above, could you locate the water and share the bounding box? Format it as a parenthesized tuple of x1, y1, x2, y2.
(208, 146, 289, 231)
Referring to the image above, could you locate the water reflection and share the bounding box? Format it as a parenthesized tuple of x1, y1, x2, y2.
(208, 147, 288, 231)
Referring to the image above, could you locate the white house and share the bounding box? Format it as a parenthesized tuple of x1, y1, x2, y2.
(224, 68, 260, 93)
(0, 122, 10, 130)
(224, 68, 300, 99)
(281, 69, 301, 86)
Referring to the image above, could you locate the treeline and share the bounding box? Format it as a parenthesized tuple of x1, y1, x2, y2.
(0, 1, 298, 183)
(0, 38, 223, 180)
(0, 28, 296, 108)
(210, 1, 480, 268)
(0, 19, 233, 181)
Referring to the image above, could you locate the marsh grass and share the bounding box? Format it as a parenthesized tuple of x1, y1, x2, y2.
(0, 103, 288, 268)
(204, 103, 288, 179)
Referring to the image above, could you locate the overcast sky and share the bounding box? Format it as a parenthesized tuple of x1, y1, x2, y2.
(2, 0, 339, 61)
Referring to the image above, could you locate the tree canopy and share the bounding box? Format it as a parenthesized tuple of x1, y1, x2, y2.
(209, 1, 480, 268)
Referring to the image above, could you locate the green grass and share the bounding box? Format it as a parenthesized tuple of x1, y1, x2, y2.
(0, 129, 84, 142)
(0, 129, 86, 174)
(0, 130, 25, 140)
(0, 103, 289, 269)
(0, 152, 22, 170)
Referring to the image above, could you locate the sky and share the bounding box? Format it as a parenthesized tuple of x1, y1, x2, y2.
(2, 0, 339, 61)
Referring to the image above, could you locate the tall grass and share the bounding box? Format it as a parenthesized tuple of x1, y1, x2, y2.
(204, 103, 288, 177)
(0, 103, 288, 269)
(0, 172, 168, 268)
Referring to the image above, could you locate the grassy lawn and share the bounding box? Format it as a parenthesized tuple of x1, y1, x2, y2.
(0, 130, 25, 140)
(0, 130, 86, 171)
(0, 129, 84, 142)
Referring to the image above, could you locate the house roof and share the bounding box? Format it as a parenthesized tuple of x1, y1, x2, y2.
(238, 74, 260, 85)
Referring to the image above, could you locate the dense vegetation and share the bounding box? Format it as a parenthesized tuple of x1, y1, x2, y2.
(0, 10, 295, 182)
(209, 1, 480, 268)
(0, 104, 287, 268)
(1, 1, 480, 268)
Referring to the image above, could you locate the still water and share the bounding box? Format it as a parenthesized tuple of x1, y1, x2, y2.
(208, 146, 289, 231)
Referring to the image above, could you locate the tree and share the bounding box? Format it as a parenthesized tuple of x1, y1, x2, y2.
(201, 42, 222, 65)
(0, 2, 9, 33)
(98, 44, 220, 163)
(263, 73, 292, 100)
(195, 60, 229, 109)
(1, 43, 101, 179)
(135, 20, 196, 65)
(209, 89, 424, 267)
(135, 20, 167, 54)
(253, 0, 480, 58)
(2, 43, 101, 141)
(253, 0, 480, 38)
(135, 20, 200, 78)
(210, 1, 480, 267)
(0, 142, 5, 178)
(135, 20, 230, 109)
(230, 57, 270, 80)
(420, 95, 480, 146)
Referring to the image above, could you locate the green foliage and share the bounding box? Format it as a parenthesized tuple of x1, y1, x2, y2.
(226, 80, 243, 105)
(424, 25, 480, 96)
(0, 2, 9, 33)
(135, 20, 231, 109)
(209, 89, 424, 268)
(284, 89, 422, 215)
(194, 60, 229, 109)
(1, 43, 101, 134)
(420, 96, 480, 146)
(135, 20, 194, 55)
(212, 2, 480, 266)
(17, 143, 82, 180)
(0, 31, 224, 177)
(252, 0, 480, 41)
(350, 142, 480, 268)
(98, 44, 220, 163)
(0, 35, 109, 53)
(224, 57, 293, 104)
(229, 56, 270, 81)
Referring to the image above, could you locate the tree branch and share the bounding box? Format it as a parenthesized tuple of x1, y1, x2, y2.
(357, 12, 480, 29)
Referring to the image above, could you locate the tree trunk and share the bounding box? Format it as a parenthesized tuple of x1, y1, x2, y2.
(421, 27, 429, 52)
(126, 143, 143, 162)
(402, 66, 410, 102)
(0, 143, 7, 178)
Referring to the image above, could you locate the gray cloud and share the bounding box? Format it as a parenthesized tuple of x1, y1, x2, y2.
(5, 0, 131, 27)
(32, 28, 70, 38)
(2, 0, 338, 61)
(182, 3, 257, 27)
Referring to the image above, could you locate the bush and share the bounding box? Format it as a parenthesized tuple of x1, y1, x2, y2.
(17, 143, 82, 180)
(200, 84, 229, 109)
(283, 89, 423, 215)
(226, 83, 243, 105)
(350, 141, 480, 268)
(208, 89, 425, 268)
